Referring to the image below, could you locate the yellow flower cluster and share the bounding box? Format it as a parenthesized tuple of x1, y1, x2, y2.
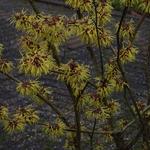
(85, 105, 110, 120)
(121, 0, 136, 7)
(20, 35, 49, 53)
(116, 20, 135, 39)
(65, 0, 93, 12)
(19, 50, 55, 77)
(92, 1, 112, 25)
(12, 12, 70, 50)
(121, 0, 150, 14)
(81, 92, 101, 106)
(43, 119, 65, 138)
(17, 80, 52, 105)
(0, 43, 13, 73)
(0, 59, 13, 73)
(119, 44, 138, 64)
(16, 80, 40, 96)
(73, 18, 113, 47)
(82, 93, 120, 120)
(96, 78, 113, 97)
(0, 105, 8, 120)
(3, 118, 25, 133)
(138, 0, 150, 13)
(14, 106, 39, 125)
(64, 132, 76, 150)
(58, 60, 90, 96)
(2, 106, 39, 133)
(6, 0, 146, 147)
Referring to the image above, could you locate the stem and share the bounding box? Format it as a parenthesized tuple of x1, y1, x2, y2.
(76, 9, 82, 19)
(115, 6, 148, 149)
(69, 86, 81, 150)
(76, 10, 100, 76)
(0, 71, 20, 83)
(87, 46, 100, 76)
(37, 93, 70, 126)
(51, 48, 82, 149)
(74, 104, 81, 150)
(123, 86, 136, 118)
(122, 105, 150, 133)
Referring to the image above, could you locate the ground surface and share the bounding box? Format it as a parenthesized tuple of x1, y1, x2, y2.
(0, 0, 150, 150)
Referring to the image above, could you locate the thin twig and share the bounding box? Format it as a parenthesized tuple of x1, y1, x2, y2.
(90, 119, 97, 150)
(116, 6, 144, 127)
(122, 104, 150, 133)
(93, 0, 104, 78)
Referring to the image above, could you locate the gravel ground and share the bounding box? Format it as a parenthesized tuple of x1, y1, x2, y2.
(0, 0, 150, 149)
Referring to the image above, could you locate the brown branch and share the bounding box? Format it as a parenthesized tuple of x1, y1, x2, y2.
(0, 71, 70, 127)
(89, 119, 97, 150)
(116, 6, 144, 127)
(93, 0, 104, 78)
(122, 104, 150, 133)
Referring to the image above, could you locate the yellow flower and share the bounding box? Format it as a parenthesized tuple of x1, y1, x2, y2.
(119, 44, 138, 64)
(96, 78, 113, 98)
(65, 0, 92, 12)
(0, 59, 13, 73)
(111, 78, 125, 92)
(20, 35, 49, 53)
(117, 119, 128, 130)
(107, 100, 120, 115)
(116, 20, 135, 39)
(3, 117, 25, 133)
(43, 119, 65, 138)
(58, 60, 90, 97)
(105, 59, 120, 80)
(92, 1, 112, 25)
(121, 0, 134, 6)
(15, 106, 39, 125)
(138, 0, 150, 13)
(0, 43, 4, 56)
(64, 132, 76, 150)
(16, 80, 40, 96)
(0, 105, 8, 120)
(12, 10, 28, 31)
(75, 19, 113, 47)
(19, 50, 55, 77)
(85, 106, 110, 120)
(102, 126, 113, 141)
